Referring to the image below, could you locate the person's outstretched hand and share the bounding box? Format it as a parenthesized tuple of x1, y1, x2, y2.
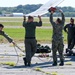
(23, 15, 26, 21)
(51, 11, 54, 14)
(38, 15, 41, 21)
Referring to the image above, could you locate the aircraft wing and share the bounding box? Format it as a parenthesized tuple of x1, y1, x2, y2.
(26, 0, 64, 16)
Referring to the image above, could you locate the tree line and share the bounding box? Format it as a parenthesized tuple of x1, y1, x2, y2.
(0, 4, 75, 17)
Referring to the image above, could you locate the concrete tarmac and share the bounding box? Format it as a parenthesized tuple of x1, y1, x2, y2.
(0, 43, 75, 75)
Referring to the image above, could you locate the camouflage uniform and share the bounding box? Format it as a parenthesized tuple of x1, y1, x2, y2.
(50, 12, 65, 63)
(0, 31, 13, 43)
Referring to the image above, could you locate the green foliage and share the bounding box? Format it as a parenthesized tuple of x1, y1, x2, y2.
(0, 5, 75, 17)
(0, 4, 42, 14)
(0, 28, 67, 43)
(0, 11, 2, 14)
(0, 17, 68, 43)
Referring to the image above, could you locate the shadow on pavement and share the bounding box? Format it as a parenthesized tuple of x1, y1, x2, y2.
(4, 61, 53, 69)
(3, 55, 75, 69)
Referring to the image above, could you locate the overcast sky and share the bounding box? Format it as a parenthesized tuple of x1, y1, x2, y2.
(0, 0, 75, 7)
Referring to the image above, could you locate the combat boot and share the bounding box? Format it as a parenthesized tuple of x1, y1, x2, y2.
(66, 48, 71, 53)
(59, 61, 64, 66)
(28, 61, 31, 67)
(52, 61, 57, 66)
(66, 48, 68, 53)
(23, 57, 27, 66)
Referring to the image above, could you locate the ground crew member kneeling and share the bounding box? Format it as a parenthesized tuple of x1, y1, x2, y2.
(49, 9, 65, 66)
(0, 24, 13, 43)
(23, 16, 42, 66)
